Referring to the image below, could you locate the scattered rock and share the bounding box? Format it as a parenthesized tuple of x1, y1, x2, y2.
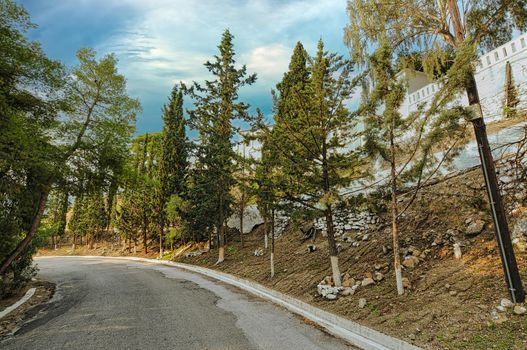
(409, 334, 416, 341)
(325, 293, 337, 300)
(512, 215, 527, 240)
(254, 248, 264, 257)
(361, 277, 375, 287)
(184, 250, 203, 257)
(449, 290, 458, 296)
(340, 287, 354, 296)
(513, 305, 527, 315)
(491, 310, 509, 324)
(403, 255, 420, 269)
(402, 277, 411, 289)
(453, 243, 462, 259)
(408, 246, 421, 257)
(362, 234, 369, 241)
(465, 220, 485, 237)
(323, 276, 333, 285)
(342, 278, 355, 288)
(317, 284, 340, 299)
(358, 298, 367, 308)
(307, 244, 317, 252)
(374, 272, 384, 282)
(432, 237, 443, 246)
(500, 298, 514, 309)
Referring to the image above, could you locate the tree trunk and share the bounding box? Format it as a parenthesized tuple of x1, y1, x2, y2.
(325, 207, 341, 287)
(263, 212, 269, 249)
(143, 225, 148, 254)
(89, 233, 94, 249)
(0, 185, 51, 275)
(390, 178, 404, 296)
(217, 225, 225, 263)
(159, 225, 164, 258)
(322, 139, 341, 287)
(270, 207, 275, 278)
(217, 196, 225, 264)
(389, 122, 404, 296)
(58, 191, 68, 245)
(239, 193, 245, 247)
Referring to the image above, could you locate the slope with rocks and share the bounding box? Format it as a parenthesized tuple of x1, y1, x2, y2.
(178, 162, 527, 350)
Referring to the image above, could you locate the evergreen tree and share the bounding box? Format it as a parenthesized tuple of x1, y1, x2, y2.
(184, 29, 256, 263)
(158, 85, 188, 256)
(270, 40, 361, 287)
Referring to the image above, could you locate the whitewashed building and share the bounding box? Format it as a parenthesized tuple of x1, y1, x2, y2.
(400, 33, 527, 122)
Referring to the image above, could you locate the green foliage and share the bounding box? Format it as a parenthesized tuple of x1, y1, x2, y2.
(183, 30, 257, 246)
(266, 40, 362, 219)
(0, 0, 65, 290)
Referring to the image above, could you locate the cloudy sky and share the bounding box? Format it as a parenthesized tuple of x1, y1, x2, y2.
(20, 0, 351, 134)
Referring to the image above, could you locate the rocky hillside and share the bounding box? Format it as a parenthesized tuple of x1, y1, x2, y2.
(178, 160, 527, 350)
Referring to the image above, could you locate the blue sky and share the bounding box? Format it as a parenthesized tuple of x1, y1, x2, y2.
(20, 0, 351, 134)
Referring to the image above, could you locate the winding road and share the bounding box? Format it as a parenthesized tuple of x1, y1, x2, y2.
(1, 257, 356, 350)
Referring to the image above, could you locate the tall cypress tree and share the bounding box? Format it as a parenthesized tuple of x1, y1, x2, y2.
(158, 85, 188, 256)
(184, 30, 256, 263)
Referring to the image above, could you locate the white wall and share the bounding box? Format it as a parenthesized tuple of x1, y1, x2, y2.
(402, 33, 527, 122)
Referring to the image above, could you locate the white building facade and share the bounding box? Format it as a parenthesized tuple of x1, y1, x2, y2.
(400, 33, 527, 122)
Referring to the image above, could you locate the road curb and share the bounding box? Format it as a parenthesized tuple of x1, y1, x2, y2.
(36, 256, 422, 350)
(0, 287, 36, 320)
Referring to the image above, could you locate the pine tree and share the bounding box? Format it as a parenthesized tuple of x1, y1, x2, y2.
(184, 30, 256, 263)
(270, 40, 361, 287)
(158, 85, 188, 257)
(345, 0, 527, 303)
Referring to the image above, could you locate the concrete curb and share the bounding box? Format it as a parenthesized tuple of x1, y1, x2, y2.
(0, 287, 36, 320)
(36, 256, 422, 350)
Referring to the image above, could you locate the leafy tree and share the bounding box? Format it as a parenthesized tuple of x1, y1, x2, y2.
(184, 29, 257, 263)
(0, 0, 65, 281)
(269, 40, 361, 287)
(1, 46, 140, 274)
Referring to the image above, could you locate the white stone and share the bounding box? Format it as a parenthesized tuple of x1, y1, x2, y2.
(513, 305, 527, 315)
(325, 294, 337, 300)
(500, 298, 514, 308)
(358, 298, 367, 308)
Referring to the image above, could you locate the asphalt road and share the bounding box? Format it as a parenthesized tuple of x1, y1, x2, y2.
(1, 257, 357, 350)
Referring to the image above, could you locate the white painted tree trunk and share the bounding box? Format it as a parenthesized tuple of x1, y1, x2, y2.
(395, 264, 404, 295)
(217, 246, 225, 264)
(330, 256, 342, 287)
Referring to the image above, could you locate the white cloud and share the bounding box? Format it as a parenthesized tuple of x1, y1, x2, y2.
(243, 44, 291, 82)
(74, 0, 349, 129)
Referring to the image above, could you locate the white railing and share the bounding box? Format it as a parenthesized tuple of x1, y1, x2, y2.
(406, 32, 527, 109)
